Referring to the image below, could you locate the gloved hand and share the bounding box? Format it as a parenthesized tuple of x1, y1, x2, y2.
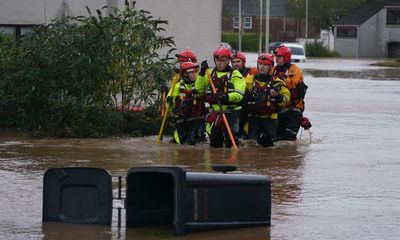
(269, 89, 278, 97)
(300, 117, 312, 130)
(166, 96, 173, 105)
(212, 92, 229, 104)
(205, 112, 224, 129)
(273, 93, 283, 103)
(252, 90, 259, 99)
(199, 60, 209, 76)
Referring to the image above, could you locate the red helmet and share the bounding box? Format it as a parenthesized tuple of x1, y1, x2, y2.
(175, 48, 197, 63)
(213, 47, 232, 59)
(231, 51, 246, 68)
(274, 45, 291, 63)
(180, 61, 198, 73)
(257, 53, 275, 66)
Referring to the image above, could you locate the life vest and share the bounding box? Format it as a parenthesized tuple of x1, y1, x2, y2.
(246, 75, 280, 115)
(273, 63, 306, 111)
(205, 69, 236, 105)
(173, 83, 205, 118)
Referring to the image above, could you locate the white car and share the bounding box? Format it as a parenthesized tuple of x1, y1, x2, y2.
(282, 43, 306, 62)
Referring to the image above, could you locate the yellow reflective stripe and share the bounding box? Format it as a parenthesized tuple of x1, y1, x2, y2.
(173, 129, 181, 144)
(232, 89, 244, 95)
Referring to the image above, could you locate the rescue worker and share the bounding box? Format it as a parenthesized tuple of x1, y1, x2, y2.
(231, 51, 257, 139)
(231, 51, 258, 78)
(161, 48, 198, 116)
(167, 61, 205, 145)
(272, 45, 308, 141)
(245, 53, 290, 147)
(195, 47, 246, 148)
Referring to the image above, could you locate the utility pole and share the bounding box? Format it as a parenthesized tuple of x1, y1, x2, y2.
(305, 0, 308, 45)
(258, 0, 263, 54)
(265, 0, 270, 52)
(44, 0, 47, 24)
(238, 0, 242, 52)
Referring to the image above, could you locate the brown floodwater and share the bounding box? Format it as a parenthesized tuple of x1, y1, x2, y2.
(1, 58, 400, 240)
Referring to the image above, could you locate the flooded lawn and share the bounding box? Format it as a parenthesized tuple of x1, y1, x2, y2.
(1, 58, 400, 239)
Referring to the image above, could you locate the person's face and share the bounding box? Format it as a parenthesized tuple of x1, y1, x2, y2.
(187, 70, 196, 81)
(232, 58, 243, 71)
(276, 56, 285, 66)
(215, 57, 230, 71)
(258, 63, 271, 75)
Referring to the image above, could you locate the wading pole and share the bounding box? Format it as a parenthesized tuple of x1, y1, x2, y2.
(208, 77, 238, 150)
(161, 91, 166, 117)
(156, 74, 179, 144)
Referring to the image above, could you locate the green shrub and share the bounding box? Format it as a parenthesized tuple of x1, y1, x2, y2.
(0, 1, 175, 137)
(222, 32, 270, 52)
(305, 41, 340, 57)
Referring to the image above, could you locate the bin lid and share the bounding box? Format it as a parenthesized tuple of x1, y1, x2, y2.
(43, 167, 112, 225)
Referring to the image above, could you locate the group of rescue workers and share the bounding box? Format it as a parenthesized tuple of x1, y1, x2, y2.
(161, 45, 311, 148)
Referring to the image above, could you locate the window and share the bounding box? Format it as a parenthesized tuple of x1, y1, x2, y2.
(233, 17, 239, 28)
(233, 17, 252, 29)
(0, 26, 15, 35)
(0, 25, 34, 38)
(387, 9, 400, 25)
(289, 47, 305, 55)
(244, 17, 252, 29)
(336, 27, 357, 38)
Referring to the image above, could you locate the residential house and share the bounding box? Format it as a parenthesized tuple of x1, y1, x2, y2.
(222, 0, 319, 42)
(333, 0, 400, 58)
(0, 0, 223, 62)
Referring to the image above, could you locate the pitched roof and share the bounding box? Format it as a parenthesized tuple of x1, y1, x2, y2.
(334, 0, 400, 26)
(222, 0, 291, 17)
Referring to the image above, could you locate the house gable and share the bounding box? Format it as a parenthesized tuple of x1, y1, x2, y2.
(334, 0, 400, 58)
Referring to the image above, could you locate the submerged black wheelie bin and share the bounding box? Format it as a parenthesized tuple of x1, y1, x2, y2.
(125, 166, 271, 236)
(42, 167, 113, 225)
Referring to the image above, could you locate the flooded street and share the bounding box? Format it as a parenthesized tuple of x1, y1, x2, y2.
(1, 58, 400, 240)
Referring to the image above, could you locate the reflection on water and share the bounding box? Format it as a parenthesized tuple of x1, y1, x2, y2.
(1, 59, 400, 239)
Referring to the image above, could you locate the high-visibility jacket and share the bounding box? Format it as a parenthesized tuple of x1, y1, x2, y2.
(169, 80, 205, 119)
(195, 67, 246, 112)
(245, 74, 290, 119)
(272, 63, 306, 111)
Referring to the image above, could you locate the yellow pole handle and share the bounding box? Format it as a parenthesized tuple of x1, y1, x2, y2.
(156, 75, 179, 144)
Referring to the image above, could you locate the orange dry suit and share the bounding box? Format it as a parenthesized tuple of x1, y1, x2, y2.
(273, 62, 308, 141)
(272, 63, 307, 111)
